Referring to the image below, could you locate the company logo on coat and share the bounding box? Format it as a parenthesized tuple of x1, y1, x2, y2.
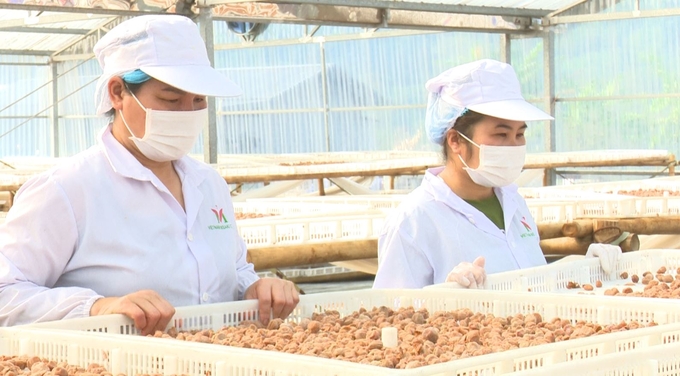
(209, 207, 233, 230)
(520, 217, 536, 238)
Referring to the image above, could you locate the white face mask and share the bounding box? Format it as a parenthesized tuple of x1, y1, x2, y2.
(457, 132, 526, 188)
(119, 91, 207, 162)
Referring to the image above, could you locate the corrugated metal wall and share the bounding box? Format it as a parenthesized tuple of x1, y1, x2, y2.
(1, 1, 680, 161)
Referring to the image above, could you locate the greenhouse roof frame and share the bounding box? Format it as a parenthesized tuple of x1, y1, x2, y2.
(3, 0, 678, 58)
(2, 0, 680, 168)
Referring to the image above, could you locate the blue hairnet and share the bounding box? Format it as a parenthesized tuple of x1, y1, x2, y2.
(425, 92, 465, 145)
(121, 69, 151, 84)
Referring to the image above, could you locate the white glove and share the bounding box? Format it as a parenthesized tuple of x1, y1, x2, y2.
(585, 243, 622, 275)
(446, 257, 486, 289)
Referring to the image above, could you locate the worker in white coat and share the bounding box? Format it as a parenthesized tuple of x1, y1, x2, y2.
(373, 59, 621, 289)
(0, 15, 298, 333)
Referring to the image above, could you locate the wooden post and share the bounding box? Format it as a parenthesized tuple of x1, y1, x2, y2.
(669, 155, 676, 176)
(318, 178, 326, 196)
(388, 176, 395, 191)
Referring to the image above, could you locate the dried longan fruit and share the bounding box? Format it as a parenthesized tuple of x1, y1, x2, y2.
(658, 266, 667, 274)
(631, 275, 639, 283)
(582, 284, 594, 291)
(643, 271, 653, 277)
(595, 280, 603, 288)
(620, 272, 629, 279)
(567, 281, 579, 289)
(622, 287, 634, 294)
(664, 275, 675, 283)
(604, 288, 619, 296)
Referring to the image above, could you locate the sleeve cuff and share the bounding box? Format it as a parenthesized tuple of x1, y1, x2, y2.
(239, 272, 260, 300)
(64, 295, 103, 319)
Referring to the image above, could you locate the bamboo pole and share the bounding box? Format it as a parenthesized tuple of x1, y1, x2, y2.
(594, 217, 680, 235)
(247, 239, 378, 270)
(246, 230, 643, 271)
(539, 234, 640, 255)
(537, 222, 568, 240)
(539, 236, 594, 255)
(560, 220, 594, 238)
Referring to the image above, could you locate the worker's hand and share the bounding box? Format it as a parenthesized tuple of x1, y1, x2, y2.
(244, 278, 300, 326)
(89, 290, 176, 336)
(446, 257, 486, 289)
(586, 243, 622, 275)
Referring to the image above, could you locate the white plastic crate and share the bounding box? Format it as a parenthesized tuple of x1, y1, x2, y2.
(23, 289, 680, 375)
(237, 211, 386, 247)
(533, 177, 680, 217)
(0, 327, 397, 376)
(257, 265, 358, 279)
(232, 201, 370, 218)
(430, 249, 680, 296)
(520, 188, 639, 222)
(503, 341, 680, 376)
(246, 195, 408, 211)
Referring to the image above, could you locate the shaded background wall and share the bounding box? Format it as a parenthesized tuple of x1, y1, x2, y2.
(0, 0, 677, 165)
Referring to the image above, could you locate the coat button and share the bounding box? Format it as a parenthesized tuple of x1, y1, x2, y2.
(187, 233, 194, 241)
(202, 293, 209, 302)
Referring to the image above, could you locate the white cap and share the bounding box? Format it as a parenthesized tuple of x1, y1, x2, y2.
(93, 15, 242, 115)
(426, 59, 552, 122)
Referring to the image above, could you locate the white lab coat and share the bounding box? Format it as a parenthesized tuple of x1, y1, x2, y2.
(373, 166, 545, 289)
(0, 126, 259, 325)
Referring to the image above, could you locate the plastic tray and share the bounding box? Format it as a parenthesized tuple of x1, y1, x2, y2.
(236, 211, 386, 247)
(22, 289, 680, 375)
(503, 341, 680, 376)
(429, 249, 680, 296)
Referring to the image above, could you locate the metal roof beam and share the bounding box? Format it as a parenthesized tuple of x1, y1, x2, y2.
(201, 0, 552, 18)
(0, 27, 90, 34)
(0, 3, 169, 17)
(548, 7, 680, 24)
(0, 13, 111, 28)
(213, 8, 537, 33)
(0, 49, 53, 56)
(548, 0, 624, 17)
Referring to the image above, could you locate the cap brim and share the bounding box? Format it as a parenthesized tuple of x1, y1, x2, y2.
(468, 99, 553, 121)
(140, 65, 243, 97)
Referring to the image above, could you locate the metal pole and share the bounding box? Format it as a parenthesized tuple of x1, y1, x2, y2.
(500, 34, 511, 64)
(543, 30, 557, 185)
(51, 61, 60, 157)
(319, 41, 331, 152)
(198, 7, 218, 164)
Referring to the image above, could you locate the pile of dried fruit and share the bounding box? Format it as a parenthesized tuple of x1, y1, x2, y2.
(0, 356, 175, 376)
(154, 307, 649, 369)
(233, 212, 276, 220)
(568, 266, 680, 298)
(609, 189, 680, 197)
